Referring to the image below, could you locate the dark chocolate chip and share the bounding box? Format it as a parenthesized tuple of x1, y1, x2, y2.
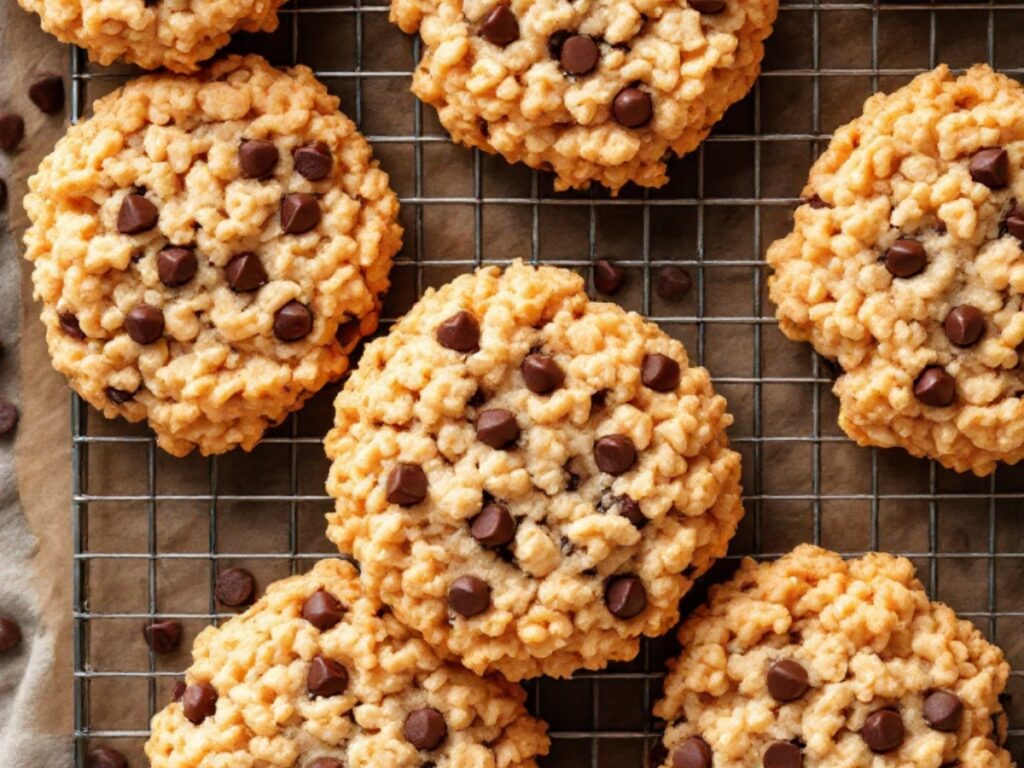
(479, 4, 519, 46)
(387, 463, 428, 506)
(143, 619, 182, 654)
(0, 399, 19, 435)
(404, 707, 447, 750)
(181, 682, 218, 725)
(106, 387, 136, 405)
(1005, 204, 1024, 240)
(214, 568, 255, 607)
(944, 305, 984, 347)
(594, 259, 626, 294)
(308, 760, 344, 768)
(280, 193, 321, 234)
(884, 239, 927, 278)
(294, 142, 333, 181)
(566, 469, 582, 491)
(615, 495, 646, 528)
(672, 736, 712, 768)
(59, 311, 86, 340)
(861, 709, 904, 753)
(522, 353, 564, 393)
(476, 408, 520, 449)
(763, 741, 802, 768)
(225, 252, 268, 292)
(923, 690, 963, 732)
(28, 74, 64, 114)
(656, 266, 691, 301)
(125, 303, 164, 344)
(0, 616, 21, 653)
(560, 35, 600, 76)
(689, 0, 726, 11)
(437, 311, 480, 352)
(87, 747, 127, 768)
(117, 194, 159, 235)
(307, 654, 349, 697)
(612, 87, 652, 128)
(470, 503, 516, 547)
(594, 434, 637, 475)
(914, 366, 955, 407)
(171, 680, 187, 702)
(239, 139, 279, 179)
(273, 300, 313, 342)
(157, 246, 198, 287)
(448, 575, 490, 617)
(605, 574, 646, 618)
(642, 353, 681, 391)
(0, 112, 24, 151)
(302, 589, 346, 630)
(970, 147, 1009, 189)
(767, 659, 809, 702)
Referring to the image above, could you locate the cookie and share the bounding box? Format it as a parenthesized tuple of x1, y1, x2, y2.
(324, 260, 743, 680)
(391, 0, 778, 192)
(145, 559, 550, 768)
(653, 545, 1013, 768)
(767, 64, 1024, 475)
(18, 0, 285, 72)
(23, 55, 402, 457)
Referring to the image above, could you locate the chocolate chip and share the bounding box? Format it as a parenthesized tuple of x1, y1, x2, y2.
(476, 408, 520, 449)
(404, 707, 447, 750)
(479, 4, 519, 46)
(0, 113, 24, 151)
(117, 194, 159, 235)
(239, 139, 279, 179)
(214, 567, 255, 607)
(861, 709, 904, 753)
(884, 239, 927, 278)
(106, 387, 136, 405)
(923, 690, 963, 732)
(763, 741, 802, 768)
(274, 300, 313, 342)
(656, 266, 691, 301)
(448, 575, 490, 617)
(0, 399, 19, 436)
(566, 469, 582, 491)
(59, 311, 86, 339)
(594, 259, 626, 294)
(767, 659, 809, 701)
(0, 616, 21, 653)
(125, 303, 164, 344)
(613, 87, 652, 128)
(308, 760, 344, 768)
(336, 318, 362, 348)
(970, 147, 1009, 189)
(690, 0, 726, 11)
(1005, 204, 1024, 240)
(157, 246, 197, 287)
(615, 495, 646, 528)
(387, 463, 428, 506)
(307, 654, 349, 697)
(561, 35, 600, 75)
(171, 680, 187, 702)
(181, 682, 218, 725)
(294, 142, 333, 181)
(28, 74, 64, 114)
(470, 503, 516, 547)
(944, 305, 984, 347)
(605, 574, 646, 618)
(594, 434, 637, 475)
(642, 353, 681, 391)
(914, 366, 955, 407)
(143, 619, 182, 654)
(225, 252, 268, 292)
(672, 736, 712, 768)
(302, 589, 346, 630)
(280, 193, 321, 234)
(87, 747, 127, 768)
(437, 311, 480, 351)
(522, 353, 564, 393)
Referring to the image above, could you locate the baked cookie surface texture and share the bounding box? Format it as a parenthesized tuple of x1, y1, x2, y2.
(768, 64, 1024, 475)
(24, 55, 402, 457)
(145, 559, 550, 768)
(653, 545, 1014, 768)
(391, 0, 778, 192)
(324, 260, 743, 680)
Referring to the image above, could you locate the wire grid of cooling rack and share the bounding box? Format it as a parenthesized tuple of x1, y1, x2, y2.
(67, 1, 1024, 766)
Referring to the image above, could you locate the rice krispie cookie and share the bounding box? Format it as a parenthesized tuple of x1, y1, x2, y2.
(652, 545, 1013, 768)
(145, 559, 550, 768)
(18, 0, 285, 72)
(391, 0, 778, 192)
(324, 260, 743, 680)
(24, 55, 402, 457)
(767, 64, 1024, 475)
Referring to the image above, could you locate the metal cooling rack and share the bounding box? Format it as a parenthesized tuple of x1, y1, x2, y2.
(68, 1, 1024, 766)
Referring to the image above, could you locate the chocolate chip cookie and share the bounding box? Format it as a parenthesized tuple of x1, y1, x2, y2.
(324, 260, 743, 680)
(768, 64, 1024, 475)
(24, 55, 402, 457)
(390, 0, 778, 192)
(145, 559, 549, 768)
(652, 545, 1013, 768)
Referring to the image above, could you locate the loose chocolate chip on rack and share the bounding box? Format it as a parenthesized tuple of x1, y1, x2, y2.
(884, 239, 927, 278)
(87, 747, 127, 768)
(605, 574, 647, 618)
(594, 434, 637, 475)
(336, 318, 362, 348)
(656, 266, 691, 301)
(767, 659, 809, 701)
(125, 303, 164, 344)
(594, 259, 626, 294)
(274, 300, 314, 341)
(404, 707, 447, 750)
(448, 574, 491, 617)
(239, 139, 279, 179)
(214, 567, 256, 607)
(560, 35, 600, 76)
(613, 87, 653, 128)
(479, 4, 519, 46)
(0, 112, 24, 151)
(690, 0, 726, 11)
(476, 408, 520, 449)
(944, 305, 984, 347)
(673, 736, 712, 768)
(0, 399, 19, 436)
(225, 252, 268, 292)
(0, 616, 21, 652)
(923, 690, 963, 732)
(642, 353, 681, 391)
(302, 589, 346, 630)
(307, 654, 349, 697)
(171, 680, 187, 702)
(308, 760, 344, 768)
(294, 142, 333, 181)
(970, 147, 1009, 189)
(106, 387, 136, 405)
(861, 709, 904, 753)
(1005, 203, 1024, 240)
(143, 619, 182, 654)
(522, 353, 564, 393)
(280, 193, 321, 234)
(763, 741, 802, 768)
(28, 74, 64, 114)
(59, 311, 86, 339)
(387, 463, 428, 506)
(157, 246, 198, 287)
(437, 310, 480, 351)
(181, 682, 218, 725)
(470, 503, 516, 547)
(117, 194, 159, 234)
(914, 366, 955, 407)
